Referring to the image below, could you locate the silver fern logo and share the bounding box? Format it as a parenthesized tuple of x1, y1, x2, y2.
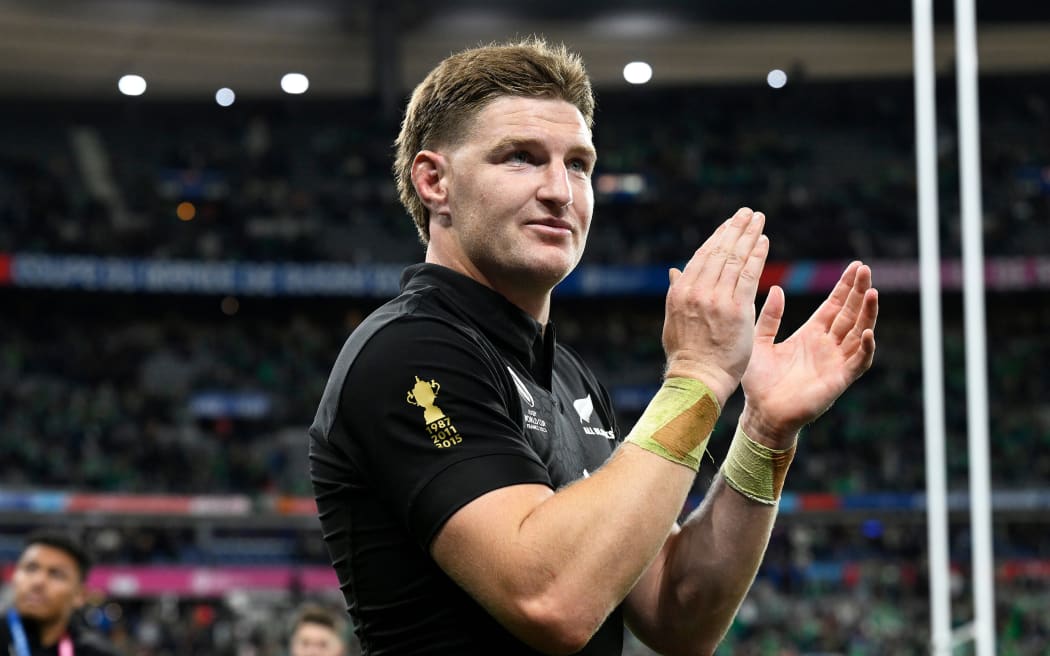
(573, 395, 594, 423)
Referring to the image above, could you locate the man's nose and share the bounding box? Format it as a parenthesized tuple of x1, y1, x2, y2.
(538, 161, 573, 209)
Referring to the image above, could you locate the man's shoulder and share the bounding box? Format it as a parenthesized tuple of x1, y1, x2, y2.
(310, 287, 498, 445)
(347, 310, 503, 393)
(356, 282, 484, 342)
(349, 281, 498, 367)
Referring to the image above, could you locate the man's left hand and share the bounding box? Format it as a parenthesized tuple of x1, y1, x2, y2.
(739, 261, 879, 448)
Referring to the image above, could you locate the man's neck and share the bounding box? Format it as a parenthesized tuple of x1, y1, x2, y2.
(37, 615, 70, 648)
(422, 253, 553, 325)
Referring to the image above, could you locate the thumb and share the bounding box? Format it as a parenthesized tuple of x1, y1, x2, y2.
(668, 267, 682, 286)
(755, 285, 785, 344)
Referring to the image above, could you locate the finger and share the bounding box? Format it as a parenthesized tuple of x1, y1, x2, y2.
(733, 233, 769, 304)
(841, 288, 880, 350)
(838, 288, 878, 374)
(668, 267, 682, 287)
(844, 327, 877, 380)
(811, 261, 862, 330)
(678, 219, 731, 283)
(864, 287, 879, 331)
(718, 211, 765, 295)
(829, 264, 873, 342)
(695, 207, 754, 290)
(754, 284, 785, 345)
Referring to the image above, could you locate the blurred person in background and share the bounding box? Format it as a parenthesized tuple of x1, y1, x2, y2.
(1, 531, 120, 656)
(288, 603, 348, 656)
(310, 37, 878, 654)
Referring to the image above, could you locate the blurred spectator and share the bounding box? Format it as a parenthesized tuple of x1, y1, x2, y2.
(1, 531, 119, 655)
(2, 521, 1046, 654)
(288, 603, 348, 656)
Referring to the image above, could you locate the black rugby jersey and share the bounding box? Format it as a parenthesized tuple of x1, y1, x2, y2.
(309, 263, 625, 655)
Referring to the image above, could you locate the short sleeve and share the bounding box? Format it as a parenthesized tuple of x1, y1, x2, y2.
(339, 317, 551, 548)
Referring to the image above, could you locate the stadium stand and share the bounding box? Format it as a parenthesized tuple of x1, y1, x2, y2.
(2, 49, 1048, 656)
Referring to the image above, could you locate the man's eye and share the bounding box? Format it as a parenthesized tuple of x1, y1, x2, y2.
(569, 159, 588, 173)
(508, 151, 532, 164)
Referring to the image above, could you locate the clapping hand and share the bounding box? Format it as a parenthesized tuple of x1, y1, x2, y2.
(663, 208, 770, 407)
(739, 261, 879, 447)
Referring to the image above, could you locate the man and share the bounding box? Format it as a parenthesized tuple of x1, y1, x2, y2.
(1, 532, 120, 656)
(310, 38, 878, 655)
(289, 603, 348, 656)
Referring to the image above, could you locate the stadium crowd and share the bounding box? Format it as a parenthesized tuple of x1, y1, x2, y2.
(2, 73, 1049, 654)
(5, 528, 1043, 655)
(2, 76, 1048, 264)
(1, 291, 1047, 496)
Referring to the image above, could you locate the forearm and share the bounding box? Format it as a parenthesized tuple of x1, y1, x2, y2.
(434, 375, 726, 653)
(627, 406, 795, 654)
(649, 475, 778, 655)
(624, 259, 877, 654)
(474, 444, 697, 649)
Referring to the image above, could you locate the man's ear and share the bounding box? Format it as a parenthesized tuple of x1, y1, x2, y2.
(411, 150, 451, 220)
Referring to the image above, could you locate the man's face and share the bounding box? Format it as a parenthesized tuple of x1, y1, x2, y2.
(432, 95, 596, 296)
(290, 622, 345, 656)
(12, 544, 84, 625)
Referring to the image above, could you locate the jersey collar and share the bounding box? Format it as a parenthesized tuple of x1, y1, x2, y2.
(400, 263, 555, 387)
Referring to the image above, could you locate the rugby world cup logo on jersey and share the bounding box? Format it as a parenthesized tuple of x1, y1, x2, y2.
(406, 376, 462, 448)
(508, 367, 550, 434)
(505, 367, 534, 407)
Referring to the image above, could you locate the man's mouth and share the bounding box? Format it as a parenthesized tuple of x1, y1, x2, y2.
(18, 594, 48, 608)
(525, 218, 573, 235)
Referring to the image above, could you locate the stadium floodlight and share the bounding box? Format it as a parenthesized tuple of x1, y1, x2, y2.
(767, 69, 788, 89)
(176, 202, 196, 222)
(623, 61, 652, 85)
(118, 74, 147, 96)
(215, 87, 236, 107)
(281, 73, 310, 95)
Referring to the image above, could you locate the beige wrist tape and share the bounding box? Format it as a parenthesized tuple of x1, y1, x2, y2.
(626, 377, 721, 471)
(721, 424, 797, 505)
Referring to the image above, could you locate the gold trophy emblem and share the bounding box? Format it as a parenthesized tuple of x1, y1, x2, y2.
(407, 376, 446, 424)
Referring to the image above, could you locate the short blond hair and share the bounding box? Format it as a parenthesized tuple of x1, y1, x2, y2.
(394, 37, 595, 244)
(290, 603, 347, 640)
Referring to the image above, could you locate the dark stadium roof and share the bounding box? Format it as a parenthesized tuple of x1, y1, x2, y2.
(1, 0, 1049, 98)
(187, 0, 1050, 25)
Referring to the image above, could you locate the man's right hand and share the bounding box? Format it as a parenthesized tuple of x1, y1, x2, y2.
(662, 207, 769, 407)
